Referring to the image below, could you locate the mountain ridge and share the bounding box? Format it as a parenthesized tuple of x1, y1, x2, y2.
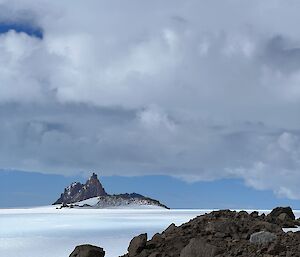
(53, 173, 168, 209)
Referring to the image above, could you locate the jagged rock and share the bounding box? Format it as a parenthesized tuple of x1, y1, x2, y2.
(180, 238, 220, 257)
(69, 244, 105, 257)
(53, 173, 168, 209)
(268, 206, 295, 220)
(276, 212, 296, 227)
(266, 206, 296, 227)
(54, 173, 107, 204)
(249, 231, 277, 245)
(205, 220, 238, 235)
(128, 233, 147, 256)
(120, 206, 300, 257)
(164, 223, 177, 234)
(248, 220, 282, 234)
(250, 211, 259, 218)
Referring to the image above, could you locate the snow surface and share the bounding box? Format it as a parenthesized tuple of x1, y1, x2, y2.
(0, 207, 299, 257)
(67, 196, 100, 206)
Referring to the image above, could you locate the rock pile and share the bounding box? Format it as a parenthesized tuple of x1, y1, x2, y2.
(70, 206, 300, 257)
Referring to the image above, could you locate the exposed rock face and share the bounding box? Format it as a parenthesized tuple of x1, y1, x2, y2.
(89, 194, 169, 209)
(69, 244, 105, 257)
(54, 173, 107, 204)
(266, 206, 297, 228)
(249, 231, 277, 245)
(268, 207, 295, 220)
(118, 206, 300, 257)
(180, 238, 220, 257)
(128, 233, 147, 256)
(53, 173, 168, 209)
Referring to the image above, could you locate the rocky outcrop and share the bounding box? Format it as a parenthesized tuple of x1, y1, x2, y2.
(266, 206, 297, 228)
(54, 173, 107, 204)
(69, 244, 105, 257)
(88, 194, 169, 209)
(180, 238, 220, 257)
(54, 173, 168, 209)
(269, 207, 295, 220)
(119, 206, 300, 257)
(249, 231, 277, 245)
(128, 233, 147, 256)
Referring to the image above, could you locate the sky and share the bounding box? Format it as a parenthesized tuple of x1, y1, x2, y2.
(1, 170, 300, 209)
(1, 0, 300, 206)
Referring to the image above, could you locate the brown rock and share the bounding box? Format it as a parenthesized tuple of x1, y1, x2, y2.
(128, 233, 147, 256)
(249, 231, 277, 245)
(148, 253, 161, 257)
(118, 207, 300, 257)
(164, 223, 177, 234)
(268, 206, 295, 220)
(205, 220, 238, 235)
(180, 238, 220, 257)
(69, 244, 105, 257)
(267, 242, 286, 255)
(250, 211, 259, 218)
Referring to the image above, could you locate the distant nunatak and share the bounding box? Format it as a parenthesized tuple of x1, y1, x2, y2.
(53, 173, 168, 209)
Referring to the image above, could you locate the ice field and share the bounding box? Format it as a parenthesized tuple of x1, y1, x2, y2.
(0, 207, 299, 257)
(0, 207, 202, 257)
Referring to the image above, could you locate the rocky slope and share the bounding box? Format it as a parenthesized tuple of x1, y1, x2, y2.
(70, 206, 300, 257)
(74, 193, 169, 209)
(53, 173, 168, 209)
(53, 173, 107, 204)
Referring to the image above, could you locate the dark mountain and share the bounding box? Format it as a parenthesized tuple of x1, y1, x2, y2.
(53, 173, 168, 209)
(53, 173, 107, 204)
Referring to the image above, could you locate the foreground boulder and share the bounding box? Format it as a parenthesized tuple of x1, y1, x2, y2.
(267, 206, 297, 228)
(249, 231, 277, 245)
(128, 233, 147, 256)
(268, 207, 295, 220)
(69, 244, 105, 257)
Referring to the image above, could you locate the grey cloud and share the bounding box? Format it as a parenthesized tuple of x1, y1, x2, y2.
(263, 35, 300, 73)
(0, 4, 37, 24)
(1, 0, 300, 199)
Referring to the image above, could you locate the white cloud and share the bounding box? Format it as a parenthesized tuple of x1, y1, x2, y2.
(1, 0, 300, 199)
(138, 106, 176, 131)
(0, 31, 46, 103)
(228, 132, 300, 199)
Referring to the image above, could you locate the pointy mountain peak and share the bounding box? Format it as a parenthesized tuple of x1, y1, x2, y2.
(53, 172, 168, 209)
(53, 173, 107, 204)
(90, 172, 98, 179)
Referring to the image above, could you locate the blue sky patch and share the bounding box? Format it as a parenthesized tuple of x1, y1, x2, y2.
(0, 22, 43, 38)
(1, 170, 299, 209)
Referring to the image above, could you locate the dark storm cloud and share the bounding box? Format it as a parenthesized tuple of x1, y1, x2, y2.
(263, 35, 300, 73)
(1, 0, 300, 199)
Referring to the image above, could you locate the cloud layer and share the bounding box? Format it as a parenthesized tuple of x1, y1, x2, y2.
(1, 0, 300, 198)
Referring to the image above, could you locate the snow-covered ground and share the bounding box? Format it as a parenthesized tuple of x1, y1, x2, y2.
(0, 206, 299, 257)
